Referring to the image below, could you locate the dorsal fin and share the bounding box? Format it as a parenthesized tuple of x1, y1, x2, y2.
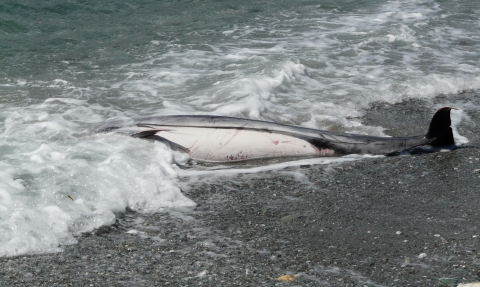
(425, 107, 455, 146)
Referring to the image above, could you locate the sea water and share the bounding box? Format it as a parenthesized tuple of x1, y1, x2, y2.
(0, 0, 478, 256)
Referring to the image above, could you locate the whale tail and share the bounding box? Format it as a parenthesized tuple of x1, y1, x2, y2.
(425, 107, 455, 147)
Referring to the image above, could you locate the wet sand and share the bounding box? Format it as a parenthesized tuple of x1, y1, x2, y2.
(1, 95, 479, 286)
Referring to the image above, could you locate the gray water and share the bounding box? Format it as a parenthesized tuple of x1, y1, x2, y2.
(0, 0, 479, 256)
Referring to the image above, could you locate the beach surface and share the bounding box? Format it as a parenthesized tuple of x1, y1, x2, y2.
(1, 97, 479, 287)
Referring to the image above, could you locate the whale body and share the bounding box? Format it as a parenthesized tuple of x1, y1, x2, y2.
(98, 107, 455, 162)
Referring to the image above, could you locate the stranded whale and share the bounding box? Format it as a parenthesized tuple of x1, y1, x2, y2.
(98, 107, 456, 162)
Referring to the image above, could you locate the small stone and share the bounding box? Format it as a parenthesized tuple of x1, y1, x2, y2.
(280, 214, 302, 221)
(418, 253, 427, 259)
(277, 275, 296, 282)
(439, 277, 460, 286)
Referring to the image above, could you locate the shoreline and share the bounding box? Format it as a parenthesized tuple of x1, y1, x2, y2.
(1, 97, 479, 286)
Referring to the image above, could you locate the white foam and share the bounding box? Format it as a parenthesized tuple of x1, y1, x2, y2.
(102, 0, 477, 138)
(449, 109, 469, 145)
(0, 99, 195, 257)
(176, 155, 382, 178)
(210, 61, 307, 119)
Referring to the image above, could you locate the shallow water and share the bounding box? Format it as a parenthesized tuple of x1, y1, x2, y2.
(0, 0, 479, 256)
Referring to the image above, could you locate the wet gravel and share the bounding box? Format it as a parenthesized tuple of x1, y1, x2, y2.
(1, 94, 479, 287)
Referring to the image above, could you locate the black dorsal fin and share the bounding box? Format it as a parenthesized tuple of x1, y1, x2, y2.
(425, 107, 455, 146)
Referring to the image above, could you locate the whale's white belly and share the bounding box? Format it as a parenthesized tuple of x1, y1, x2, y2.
(157, 127, 334, 162)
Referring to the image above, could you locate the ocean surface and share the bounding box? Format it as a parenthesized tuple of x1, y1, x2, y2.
(0, 0, 479, 257)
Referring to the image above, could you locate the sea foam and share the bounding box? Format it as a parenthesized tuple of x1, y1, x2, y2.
(0, 100, 195, 257)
